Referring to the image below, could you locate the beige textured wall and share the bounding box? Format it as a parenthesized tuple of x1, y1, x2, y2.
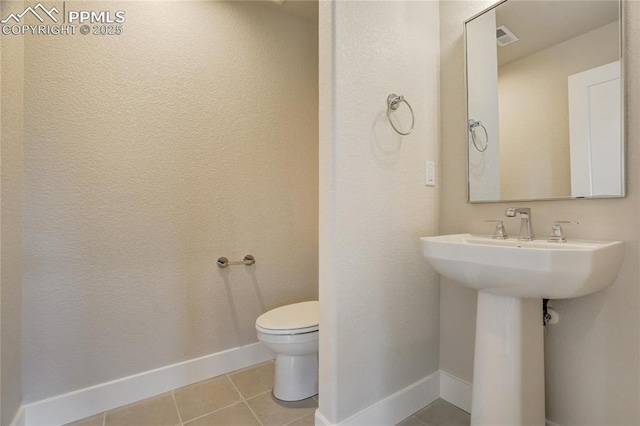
(22, 1, 318, 402)
(0, 0, 24, 423)
(319, 0, 441, 422)
(440, 1, 639, 424)
(499, 21, 619, 200)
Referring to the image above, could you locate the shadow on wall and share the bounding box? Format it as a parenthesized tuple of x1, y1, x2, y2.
(370, 111, 403, 168)
(217, 265, 267, 347)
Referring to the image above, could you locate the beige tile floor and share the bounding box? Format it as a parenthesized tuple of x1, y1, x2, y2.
(67, 361, 469, 426)
(396, 399, 470, 426)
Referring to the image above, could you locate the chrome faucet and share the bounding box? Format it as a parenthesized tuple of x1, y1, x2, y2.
(505, 207, 535, 241)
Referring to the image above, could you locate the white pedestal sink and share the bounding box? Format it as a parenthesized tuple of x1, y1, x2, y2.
(420, 234, 625, 425)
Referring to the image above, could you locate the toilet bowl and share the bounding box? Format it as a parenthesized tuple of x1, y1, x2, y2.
(256, 301, 319, 401)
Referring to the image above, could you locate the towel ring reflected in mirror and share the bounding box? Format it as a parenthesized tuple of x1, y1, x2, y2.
(468, 119, 488, 152)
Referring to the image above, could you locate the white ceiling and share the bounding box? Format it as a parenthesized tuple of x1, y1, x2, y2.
(495, 0, 619, 66)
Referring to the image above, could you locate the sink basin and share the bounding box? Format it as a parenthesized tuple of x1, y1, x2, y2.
(420, 233, 625, 425)
(420, 233, 625, 299)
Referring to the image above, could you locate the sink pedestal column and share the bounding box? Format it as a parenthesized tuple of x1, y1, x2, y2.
(470, 291, 545, 425)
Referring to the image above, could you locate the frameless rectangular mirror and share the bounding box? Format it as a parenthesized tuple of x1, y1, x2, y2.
(465, 0, 624, 203)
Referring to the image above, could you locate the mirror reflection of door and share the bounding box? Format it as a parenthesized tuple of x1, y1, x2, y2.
(465, 0, 623, 202)
(568, 61, 622, 197)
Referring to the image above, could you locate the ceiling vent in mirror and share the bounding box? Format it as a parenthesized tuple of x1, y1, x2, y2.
(496, 25, 519, 47)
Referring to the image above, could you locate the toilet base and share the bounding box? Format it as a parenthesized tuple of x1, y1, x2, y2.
(273, 353, 318, 401)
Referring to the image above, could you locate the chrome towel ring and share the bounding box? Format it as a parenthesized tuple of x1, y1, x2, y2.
(468, 119, 488, 152)
(387, 93, 415, 136)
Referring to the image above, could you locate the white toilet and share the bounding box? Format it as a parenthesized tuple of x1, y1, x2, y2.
(255, 301, 319, 401)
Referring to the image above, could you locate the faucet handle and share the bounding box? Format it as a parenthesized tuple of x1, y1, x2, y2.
(548, 221, 579, 243)
(485, 220, 508, 240)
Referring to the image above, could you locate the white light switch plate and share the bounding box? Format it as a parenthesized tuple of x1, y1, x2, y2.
(426, 161, 436, 186)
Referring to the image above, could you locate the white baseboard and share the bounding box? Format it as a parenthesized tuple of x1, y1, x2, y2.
(9, 407, 25, 426)
(22, 342, 273, 426)
(439, 370, 472, 413)
(314, 371, 440, 426)
(18, 360, 563, 426)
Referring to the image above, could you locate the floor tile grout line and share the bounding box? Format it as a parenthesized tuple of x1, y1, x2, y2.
(245, 388, 276, 402)
(240, 387, 317, 425)
(178, 373, 250, 426)
(226, 373, 248, 402)
(101, 412, 106, 426)
(170, 391, 184, 426)
(243, 400, 265, 426)
(226, 373, 264, 426)
(179, 400, 246, 425)
(282, 410, 316, 426)
(411, 414, 429, 426)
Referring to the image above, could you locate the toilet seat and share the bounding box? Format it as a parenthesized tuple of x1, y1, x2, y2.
(256, 301, 318, 335)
